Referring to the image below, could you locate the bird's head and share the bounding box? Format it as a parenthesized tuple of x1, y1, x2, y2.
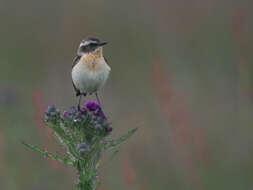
(77, 37, 108, 56)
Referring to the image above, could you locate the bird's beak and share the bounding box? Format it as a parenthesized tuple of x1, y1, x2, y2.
(98, 41, 108, 46)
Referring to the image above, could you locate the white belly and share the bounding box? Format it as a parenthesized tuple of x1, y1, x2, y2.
(72, 62, 110, 94)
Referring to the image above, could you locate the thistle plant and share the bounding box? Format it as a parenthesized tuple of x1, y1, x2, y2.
(23, 102, 137, 190)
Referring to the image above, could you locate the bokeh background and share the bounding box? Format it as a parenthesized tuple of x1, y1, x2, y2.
(1, 0, 253, 189)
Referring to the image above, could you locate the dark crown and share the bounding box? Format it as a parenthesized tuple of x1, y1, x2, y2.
(78, 37, 107, 55)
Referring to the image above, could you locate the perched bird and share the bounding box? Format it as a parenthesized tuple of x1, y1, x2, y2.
(71, 37, 111, 110)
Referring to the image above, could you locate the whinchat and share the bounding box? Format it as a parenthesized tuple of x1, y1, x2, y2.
(71, 37, 111, 110)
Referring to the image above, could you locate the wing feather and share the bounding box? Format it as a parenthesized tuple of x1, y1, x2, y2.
(72, 56, 81, 96)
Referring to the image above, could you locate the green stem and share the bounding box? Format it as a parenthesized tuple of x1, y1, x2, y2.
(77, 161, 99, 190)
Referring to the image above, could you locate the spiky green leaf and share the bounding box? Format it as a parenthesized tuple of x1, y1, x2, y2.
(104, 128, 137, 149)
(22, 141, 72, 165)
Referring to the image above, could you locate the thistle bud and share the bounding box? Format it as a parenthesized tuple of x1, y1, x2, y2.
(44, 105, 60, 124)
(77, 142, 90, 154)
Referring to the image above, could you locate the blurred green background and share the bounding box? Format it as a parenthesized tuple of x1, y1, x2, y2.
(1, 0, 253, 189)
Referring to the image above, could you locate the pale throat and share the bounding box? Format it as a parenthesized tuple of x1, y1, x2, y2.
(92, 47, 103, 57)
(80, 47, 104, 69)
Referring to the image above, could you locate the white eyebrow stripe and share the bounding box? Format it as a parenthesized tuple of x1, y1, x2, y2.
(80, 40, 97, 47)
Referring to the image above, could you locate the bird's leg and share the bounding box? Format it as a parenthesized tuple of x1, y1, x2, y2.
(95, 92, 102, 107)
(95, 92, 105, 116)
(77, 95, 82, 111)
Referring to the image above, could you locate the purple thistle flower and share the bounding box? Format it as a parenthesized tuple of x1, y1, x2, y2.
(80, 107, 87, 114)
(97, 110, 106, 120)
(70, 106, 77, 112)
(63, 111, 68, 117)
(63, 111, 72, 119)
(107, 126, 113, 132)
(85, 102, 101, 111)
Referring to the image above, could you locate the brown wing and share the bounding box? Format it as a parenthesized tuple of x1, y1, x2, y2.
(104, 56, 109, 65)
(72, 55, 81, 68)
(72, 56, 81, 96)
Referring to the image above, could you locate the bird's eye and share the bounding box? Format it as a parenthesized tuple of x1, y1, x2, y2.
(89, 43, 96, 47)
